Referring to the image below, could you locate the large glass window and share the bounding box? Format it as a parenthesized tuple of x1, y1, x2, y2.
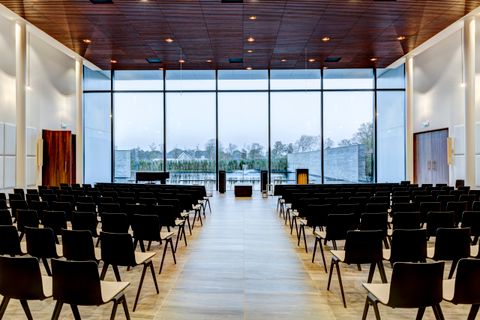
(218, 92, 268, 190)
(324, 69, 374, 89)
(84, 68, 111, 91)
(113, 92, 163, 182)
(323, 91, 374, 183)
(84, 93, 111, 184)
(271, 92, 322, 184)
(270, 69, 321, 90)
(166, 70, 215, 91)
(166, 93, 216, 190)
(218, 70, 268, 90)
(114, 70, 163, 91)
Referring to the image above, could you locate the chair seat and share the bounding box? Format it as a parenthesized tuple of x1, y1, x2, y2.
(192, 204, 201, 210)
(175, 219, 185, 226)
(314, 230, 326, 239)
(180, 211, 190, 218)
(382, 249, 391, 260)
(299, 219, 307, 226)
(42, 275, 53, 297)
(134, 251, 156, 265)
(387, 229, 393, 237)
(94, 248, 102, 261)
(330, 250, 345, 262)
(292, 210, 299, 217)
(427, 247, 435, 259)
(363, 283, 391, 305)
(471, 245, 478, 257)
(100, 280, 130, 303)
(442, 279, 455, 301)
(160, 231, 174, 240)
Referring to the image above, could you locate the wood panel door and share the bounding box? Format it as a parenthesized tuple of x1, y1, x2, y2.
(414, 129, 449, 185)
(42, 130, 74, 186)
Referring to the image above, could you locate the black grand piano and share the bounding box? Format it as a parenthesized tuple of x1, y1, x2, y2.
(135, 171, 170, 184)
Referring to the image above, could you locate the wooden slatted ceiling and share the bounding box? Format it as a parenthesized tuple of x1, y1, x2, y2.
(1, 0, 479, 70)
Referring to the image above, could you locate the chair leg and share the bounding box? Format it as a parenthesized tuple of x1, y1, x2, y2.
(302, 225, 308, 253)
(100, 264, 109, 280)
(383, 238, 390, 249)
(416, 307, 426, 320)
(0, 297, 10, 319)
(147, 241, 152, 251)
(312, 237, 318, 263)
(20, 300, 33, 320)
(378, 262, 387, 283)
(149, 261, 160, 293)
(133, 264, 148, 312)
(169, 239, 176, 264)
(332, 240, 337, 250)
(367, 263, 376, 283)
(432, 304, 445, 320)
(42, 257, 52, 276)
(120, 295, 130, 320)
(468, 304, 480, 320)
(448, 260, 458, 279)
(112, 265, 122, 281)
(110, 300, 119, 320)
(372, 300, 382, 320)
(70, 305, 81, 320)
(362, 297, 370, 320)
(335, 262, 347, 308)
(51, 301, 63, 320)
(185, 216, 192, 235)
(206, 198, 211, 213)
(473, 236, 479, 245)
(159, 240, 169, 274)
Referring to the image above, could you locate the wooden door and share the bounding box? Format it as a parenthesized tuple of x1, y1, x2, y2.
(414, 129, 449, 185)
(42, 130, 73, 186)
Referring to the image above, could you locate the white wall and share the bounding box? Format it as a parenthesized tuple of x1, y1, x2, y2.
(412, 29, 465, 185)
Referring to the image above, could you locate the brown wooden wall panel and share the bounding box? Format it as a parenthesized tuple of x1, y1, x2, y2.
(42, 130, 74, 187)
(1, 0, 479, 70)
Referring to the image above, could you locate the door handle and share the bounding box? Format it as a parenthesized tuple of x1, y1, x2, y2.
(432, 161, 436, 171)
(427, 160, 431, 170)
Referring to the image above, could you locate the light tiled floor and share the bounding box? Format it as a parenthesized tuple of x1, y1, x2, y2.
(3, 193, 475, 319)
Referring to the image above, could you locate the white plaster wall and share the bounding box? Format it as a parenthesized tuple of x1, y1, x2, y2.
(0, 15, 16, 127)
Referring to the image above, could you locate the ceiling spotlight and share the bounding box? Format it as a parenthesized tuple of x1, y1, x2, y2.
(308, 58, 315, 62)
(247, 49, 253, 53)
(206, 59, 212, 63)
(323, 66, 328, 69)
(249, 15, 257, 20)
(247, 37, 255, 42)
(370, 57, 378, 62)
(246, 67, 252, 70)
(321, 36, 331, 42)
(179, 59, 185, 64)
(397, 35, 406, 41)
(281, 59, 287, 62)
(82, 39, 92, 44)
(110, 59, 117, 64)
(165, 38, 174, 43)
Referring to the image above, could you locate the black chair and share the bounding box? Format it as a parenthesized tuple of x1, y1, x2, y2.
(312, 213, 358, 273)
(419, 202, 441, 225)
(0, 209, 12, 226)
(443, 258, 480, 320)
(427, 227, 471, 278)
(76, 202, 96, 213)
(459, 194, 476, 210)
(51, 259, 130, 320)
(29, 200, 49, 221)
(10, 199, 28, 220)
(76, 195, 94, 203)
(359, 212, 389, 248)
(327, 230, 387, 308)
(437, 195, 456, 210)
(50, 201, 73, 221)
(42, 210, 67, 244)
(62, 229, 99, 262)
(25, 226, 61, 276)
(25, 193, 40, 204)
(0, 256, 52, 319)
(98, 202, 122, 215)
(132, 214, 176, 274)
(384, 229, 427, 265)
(446, 201, 468, 226)
(16, 209, 39, 241)
(0, 225, 24, 256)
(101, 213, 130, 233)
(362, 261, 445, 320)
(99, 231, 159, 311)
(156, 204, 187, 251)
(0, 200, 7, 210)
(461, 211, 480, 244)
(426, 211, 455, 238)
(391, 211, 421, 230)
(365, 203, 389, 214)
(8, 193, 23, 201)
(71, 211, 99, 237)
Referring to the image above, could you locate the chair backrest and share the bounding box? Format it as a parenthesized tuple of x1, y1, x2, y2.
(325, 213, 358, 241)
(101, 213, 129, 233)
(98, 203, 121, 214)
(388, 261, 444, 308)
(446, 201, 468, 225)
(76, 202, 96, 213)
(132, 214, 161, 242)
(450, 258, 480, 304)
(0, 225, 23, 256)
(71, 211, 98, 236)
(62, 229, 97, 261)
(426, 211, 455, 237)
(305, 204, 331, 228)
(16, 209, 39, 232)
(433, 228, 471, 261)
(419, 202, 441, 222)
(359, 213, 388, 236)
(152, 205, 177, 227)
(390, 229, 427, 263)
(344, 230, 383, 264)
(42, 210, 67, 235)
(52, 259, 102, 305)
(9, 193, 23, 201)
(25, 226, 58, 258)
(0, 256, 46, 300)
(10, 200, 29, 217)
(391, 202, 415, 213)
(461, 211, 480, 237)
(0, 209, 12, 226)
(0, 200, 7, 210)
(392, 211, 421, 230)
(365, 203, 389, 213)
(100, 231, 136, 267)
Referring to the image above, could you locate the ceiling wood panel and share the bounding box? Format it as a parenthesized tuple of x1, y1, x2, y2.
(0, 0, 478, 69)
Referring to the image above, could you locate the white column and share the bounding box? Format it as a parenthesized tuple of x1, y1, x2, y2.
(15, 22, 26, 188)
(405, 56, 415, 182)
(75, 59, 84, 184)
(465, 18, 476, 187)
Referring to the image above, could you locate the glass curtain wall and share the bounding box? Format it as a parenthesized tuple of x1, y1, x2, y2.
(84, 67, 406, 188)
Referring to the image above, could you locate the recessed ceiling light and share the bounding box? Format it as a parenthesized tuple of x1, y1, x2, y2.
(249, 15, 257, 20)
(165, 38, 174, 43)
(82, 39, 92, 44)
(110, 59, 117, 64)
(370, 57, 378, 62)
(246, 67, 252, 70)
(247, 49, 253, 53)
(281, 59, 287, 62)
(247, 37, 255, 42)
(397, 35, 406, 41)
(308, 58, 315, 62)
(146, 57, 162, 63)
(323, 66, 328, 69)
(206, 59, 212, 63)
(322, 36, 331, 42)
(179, 59, 185, 63)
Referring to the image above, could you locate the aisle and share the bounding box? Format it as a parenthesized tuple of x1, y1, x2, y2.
(156, 194, 335, 320)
